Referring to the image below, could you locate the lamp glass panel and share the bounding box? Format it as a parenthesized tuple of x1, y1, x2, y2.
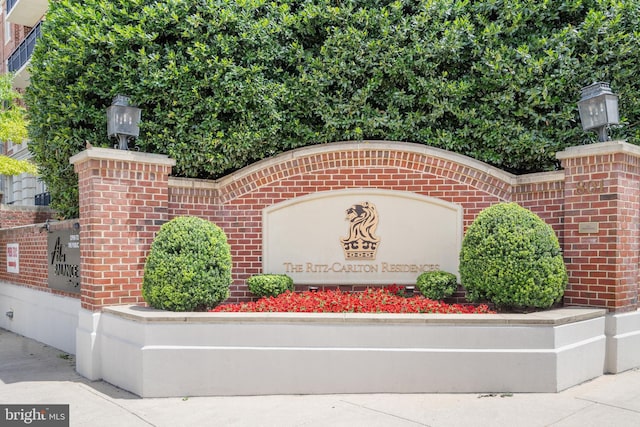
(107, 105, 141, 137)
(605, 95, 619, 125)
(578, 96, 608, 130)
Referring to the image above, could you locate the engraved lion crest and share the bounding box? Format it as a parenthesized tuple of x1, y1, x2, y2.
(340, 202, 380, 260)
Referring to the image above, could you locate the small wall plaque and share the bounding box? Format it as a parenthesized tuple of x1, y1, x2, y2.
(578, 222, 599, 234)
(6, 243, 19, 273)
(48, 229, 81, 294)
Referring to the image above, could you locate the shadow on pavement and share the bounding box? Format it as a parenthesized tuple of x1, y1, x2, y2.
(0, 328, 139, 400)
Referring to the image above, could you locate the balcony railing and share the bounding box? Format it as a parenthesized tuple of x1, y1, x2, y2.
(7, 20, 42, 73)
(6, 0, 18, 14)
(35, 192, 50, 206)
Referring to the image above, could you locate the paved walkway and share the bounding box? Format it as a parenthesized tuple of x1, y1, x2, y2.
(1, 328, 639, 426)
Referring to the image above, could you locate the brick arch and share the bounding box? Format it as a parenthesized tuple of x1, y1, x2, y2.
(170, 141, 524, 301)
(215, 141, 515, 205)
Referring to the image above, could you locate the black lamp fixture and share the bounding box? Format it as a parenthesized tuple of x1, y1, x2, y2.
(107, 95, 141, 150)
(577, 82, 619, 142)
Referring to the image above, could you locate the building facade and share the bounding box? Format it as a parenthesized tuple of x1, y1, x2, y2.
(1, 0, 48, 206)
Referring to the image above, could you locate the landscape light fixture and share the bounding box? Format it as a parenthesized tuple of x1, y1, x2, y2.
(107, 95, 141, 150)
(577, 82, 619, 142)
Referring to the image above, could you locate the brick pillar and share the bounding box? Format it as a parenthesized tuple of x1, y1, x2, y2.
(70, 148, 175, 311)
(557, 141, 640, 312)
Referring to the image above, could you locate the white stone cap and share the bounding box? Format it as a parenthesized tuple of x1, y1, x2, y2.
(104, 304, 606, 327)
(556, 140, 638, 160)
(69, 147, 176, 167)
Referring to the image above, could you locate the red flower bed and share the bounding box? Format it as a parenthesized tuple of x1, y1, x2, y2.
(212, 288, 494, 314)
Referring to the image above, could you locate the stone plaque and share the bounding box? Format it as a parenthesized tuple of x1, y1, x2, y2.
(48, 229, 81, 294)
(263, 189, 463, 285)
(578, 222, 599, 234)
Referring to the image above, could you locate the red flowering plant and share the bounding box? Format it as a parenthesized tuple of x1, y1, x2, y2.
(383, 284, 409, 297)
(212, 288, 494, 314)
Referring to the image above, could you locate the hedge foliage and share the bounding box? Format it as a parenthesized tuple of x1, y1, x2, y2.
(459, 203, 567, 310)
(416, 270, 458, 301)
(26, 0, 640, 217)
(142, 216, 232, 311)
(0, 156, 38, 176)
(1, 73, 28, 143)
(247, 274, 294, 298)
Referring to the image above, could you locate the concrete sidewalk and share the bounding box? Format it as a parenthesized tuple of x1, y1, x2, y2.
(1, 328, 639, 427)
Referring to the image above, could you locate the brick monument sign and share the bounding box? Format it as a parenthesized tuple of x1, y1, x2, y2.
(69, 140, 639, 313)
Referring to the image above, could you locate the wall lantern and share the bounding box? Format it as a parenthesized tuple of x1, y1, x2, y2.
(577, 82, 619, 142)
(107, 95, 141, 150)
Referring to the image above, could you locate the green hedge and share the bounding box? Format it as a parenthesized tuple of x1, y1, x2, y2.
(27, 0, 640, 217)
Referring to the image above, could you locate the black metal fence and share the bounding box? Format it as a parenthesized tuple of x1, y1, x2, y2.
(6, 0, 17, 14)
(35, 192, 50, 206)
(7, 21, 42, 73)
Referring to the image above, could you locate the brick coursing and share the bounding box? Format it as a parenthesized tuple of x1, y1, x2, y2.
(0, 219, 79, 299)
(2, 142, 638, 313)
(0, 205, 56, 229)
(73, 155, 173, 311)
(560, 152, 640, 311)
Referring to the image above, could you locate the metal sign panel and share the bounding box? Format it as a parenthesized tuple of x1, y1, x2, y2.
(6, 243, 19, 273)
(47, 229, 80, 294)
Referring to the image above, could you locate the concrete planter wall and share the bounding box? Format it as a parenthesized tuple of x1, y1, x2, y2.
(81, 305, 607, 398)
(0, 281, 79, 355)
(605, 310, 640, 374)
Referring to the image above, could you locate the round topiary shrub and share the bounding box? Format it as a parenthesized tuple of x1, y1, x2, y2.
(416, 270, 458, 301)
(142, 216, 232, 311)
(459, 202, 567, 311)
(247, 274, 294, 298)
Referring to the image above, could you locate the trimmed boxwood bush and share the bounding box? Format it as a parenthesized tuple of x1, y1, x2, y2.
(416, 270, 458, 301)
(459, 203, 567, 310)
(142, 216, 232, 311)
(247, 274, 294, 298)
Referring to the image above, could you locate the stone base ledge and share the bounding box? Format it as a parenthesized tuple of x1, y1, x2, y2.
(104, 305, 604, 326)
(80, 306, 608, 397)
